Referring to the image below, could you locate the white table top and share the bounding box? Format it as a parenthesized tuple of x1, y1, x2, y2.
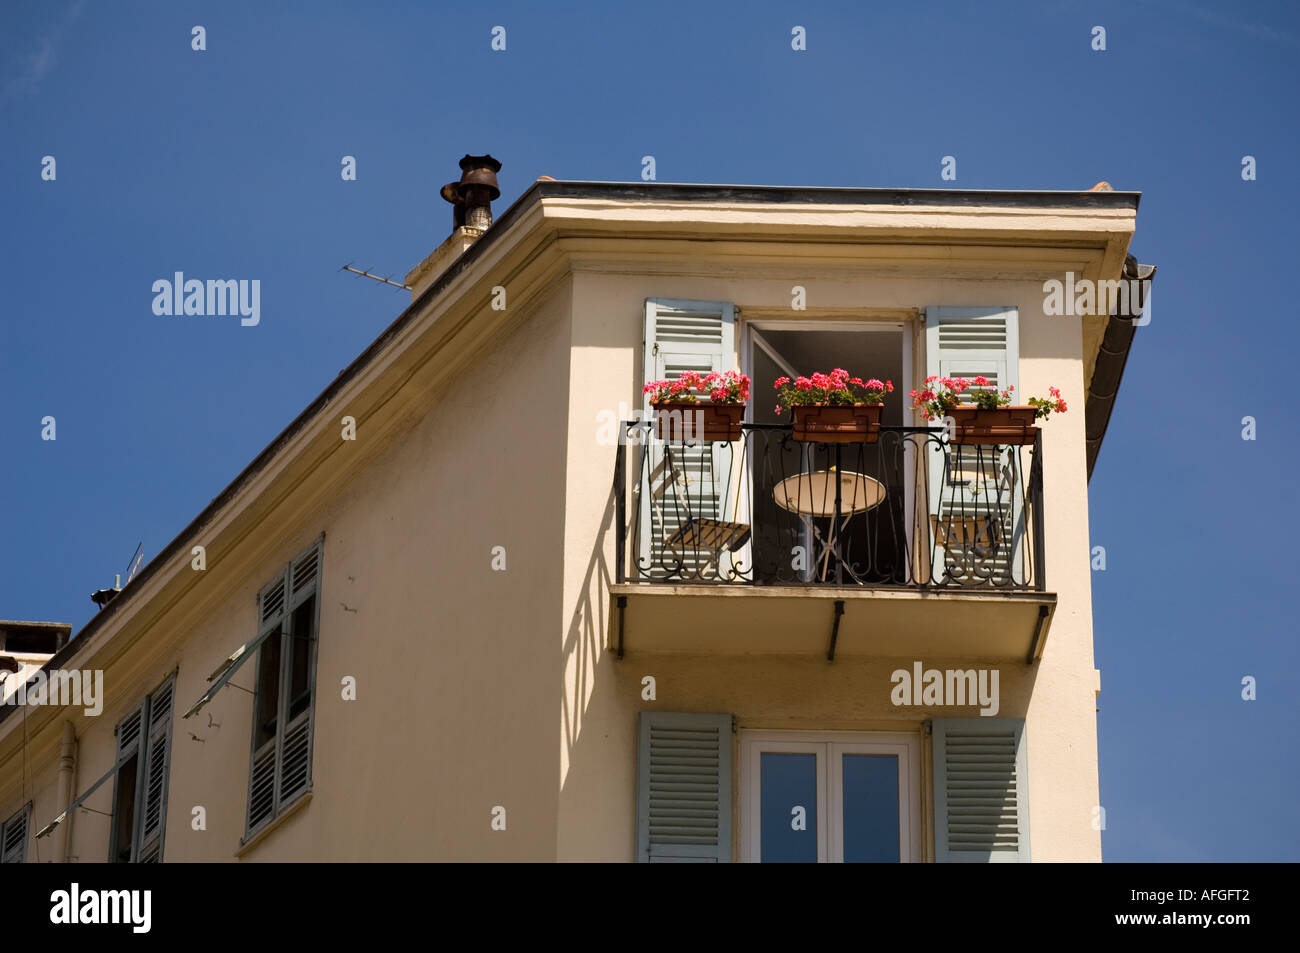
(772, 470, 886, 517)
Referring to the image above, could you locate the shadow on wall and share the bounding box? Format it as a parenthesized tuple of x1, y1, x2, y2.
(560, 477, 616, 769)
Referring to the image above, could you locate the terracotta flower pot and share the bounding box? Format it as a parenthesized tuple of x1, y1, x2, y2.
(791, 404, 882, 443)
(948, 405, 1039, 446)
(652, 401, 744, 442)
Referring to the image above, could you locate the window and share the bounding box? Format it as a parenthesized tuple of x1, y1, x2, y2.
(1, 804, 30, 863)
(740, 731, 920, 862)
(246, 541, 321, 838)
(109, 675, 175, 863)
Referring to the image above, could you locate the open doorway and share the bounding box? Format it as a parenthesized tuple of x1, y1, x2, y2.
(743, 324, 910, 585)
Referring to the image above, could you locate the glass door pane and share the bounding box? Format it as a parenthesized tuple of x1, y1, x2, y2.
(840, 754, 900, 862)
(760, 752, 818, 862)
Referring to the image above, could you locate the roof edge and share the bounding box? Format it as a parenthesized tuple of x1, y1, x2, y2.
(526, 179, 1140, 210)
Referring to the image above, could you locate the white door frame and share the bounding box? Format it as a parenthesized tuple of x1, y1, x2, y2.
(740, 320, 910, 387)
(739, 729, 922, 863)
(738, 320, 915, 581)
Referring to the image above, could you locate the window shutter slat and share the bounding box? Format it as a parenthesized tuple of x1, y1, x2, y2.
(291, 545, 320, 596)
(931, 717, 1031, 862)
(260, 575, 287, 627)
(1, 805, 30, 863)
(116, 706, 144, 758)
(277, 711, 313, 808)
(247, 742, 277, 831)
(926, 307, 1019, 390)
(149, 680, 173, 727)
(636, 712, 733, 862)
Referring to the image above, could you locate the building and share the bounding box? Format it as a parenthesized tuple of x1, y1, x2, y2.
(0, 160, 1152, 862)
(1, 622, 70, 707)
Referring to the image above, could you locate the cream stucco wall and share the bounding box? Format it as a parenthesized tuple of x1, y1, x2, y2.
(556, 268, 1101, 862)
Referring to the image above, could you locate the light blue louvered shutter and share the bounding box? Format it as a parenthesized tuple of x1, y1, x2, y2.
(247, 539, 322, 838)
(638, 299, 737, 579)
(109, 702, 146, 861)
(247, 567, 289, 834)
(636, 711, 733, 862)
(277, 542, 320, 811)
(136, 677, 175, 863)
(1, 805, 30, 863)
(924, 307, 1025, 585)
(931, 717, 1031, 862)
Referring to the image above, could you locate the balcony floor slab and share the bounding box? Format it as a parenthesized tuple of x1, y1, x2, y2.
(609, 584, 1056, 663)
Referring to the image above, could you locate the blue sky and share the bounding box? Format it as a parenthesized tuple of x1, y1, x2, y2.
(2, 1, 1296, 861)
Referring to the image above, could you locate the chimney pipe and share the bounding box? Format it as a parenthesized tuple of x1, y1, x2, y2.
(441, 154, 501, 231)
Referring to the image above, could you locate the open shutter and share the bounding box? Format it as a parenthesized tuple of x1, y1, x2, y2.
(638, 299, 736, 579)
(925, 307, 1019, 395)
(636, 711, 733, 862)
(247, 539, 321, 837)
(136, 677, 175, 862)
(109, 702, 146, 861)
(247, 567, 289, 834)
(924, 307, 1025, 585)
(931, 717, 1030, 862)
(1, 805, 30, 863)
(278, 542, 319, 810)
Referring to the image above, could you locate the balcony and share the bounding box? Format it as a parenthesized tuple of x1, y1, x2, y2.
(611, 423, 1055, 662)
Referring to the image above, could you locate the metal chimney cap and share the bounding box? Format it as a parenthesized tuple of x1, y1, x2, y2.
(442, 154, 502, 203)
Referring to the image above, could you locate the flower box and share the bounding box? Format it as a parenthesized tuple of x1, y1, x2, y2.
(652, 401, 744, 442)
(791, 404, 882, 443)
(949, 405, 1039, 446)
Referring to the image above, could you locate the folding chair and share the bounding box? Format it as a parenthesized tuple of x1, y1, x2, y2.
(650, 448, 750, 578)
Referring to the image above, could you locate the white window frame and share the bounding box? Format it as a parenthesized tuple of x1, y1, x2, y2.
(739, 730, 921, 863)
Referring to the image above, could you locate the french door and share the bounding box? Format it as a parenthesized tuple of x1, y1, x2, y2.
(740, 731, 920, 862)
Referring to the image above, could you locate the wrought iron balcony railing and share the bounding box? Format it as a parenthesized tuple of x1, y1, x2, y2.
(613, 422, 1045, 591)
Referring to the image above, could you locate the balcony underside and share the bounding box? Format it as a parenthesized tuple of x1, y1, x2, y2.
(610, 583, 1056, 664)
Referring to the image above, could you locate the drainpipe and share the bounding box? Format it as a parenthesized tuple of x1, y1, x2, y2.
(52, 720, 76, 863)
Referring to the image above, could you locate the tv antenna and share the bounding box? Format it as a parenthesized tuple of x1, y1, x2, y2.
(340, 262, 409, 292)
(126, 542, 144, 583)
